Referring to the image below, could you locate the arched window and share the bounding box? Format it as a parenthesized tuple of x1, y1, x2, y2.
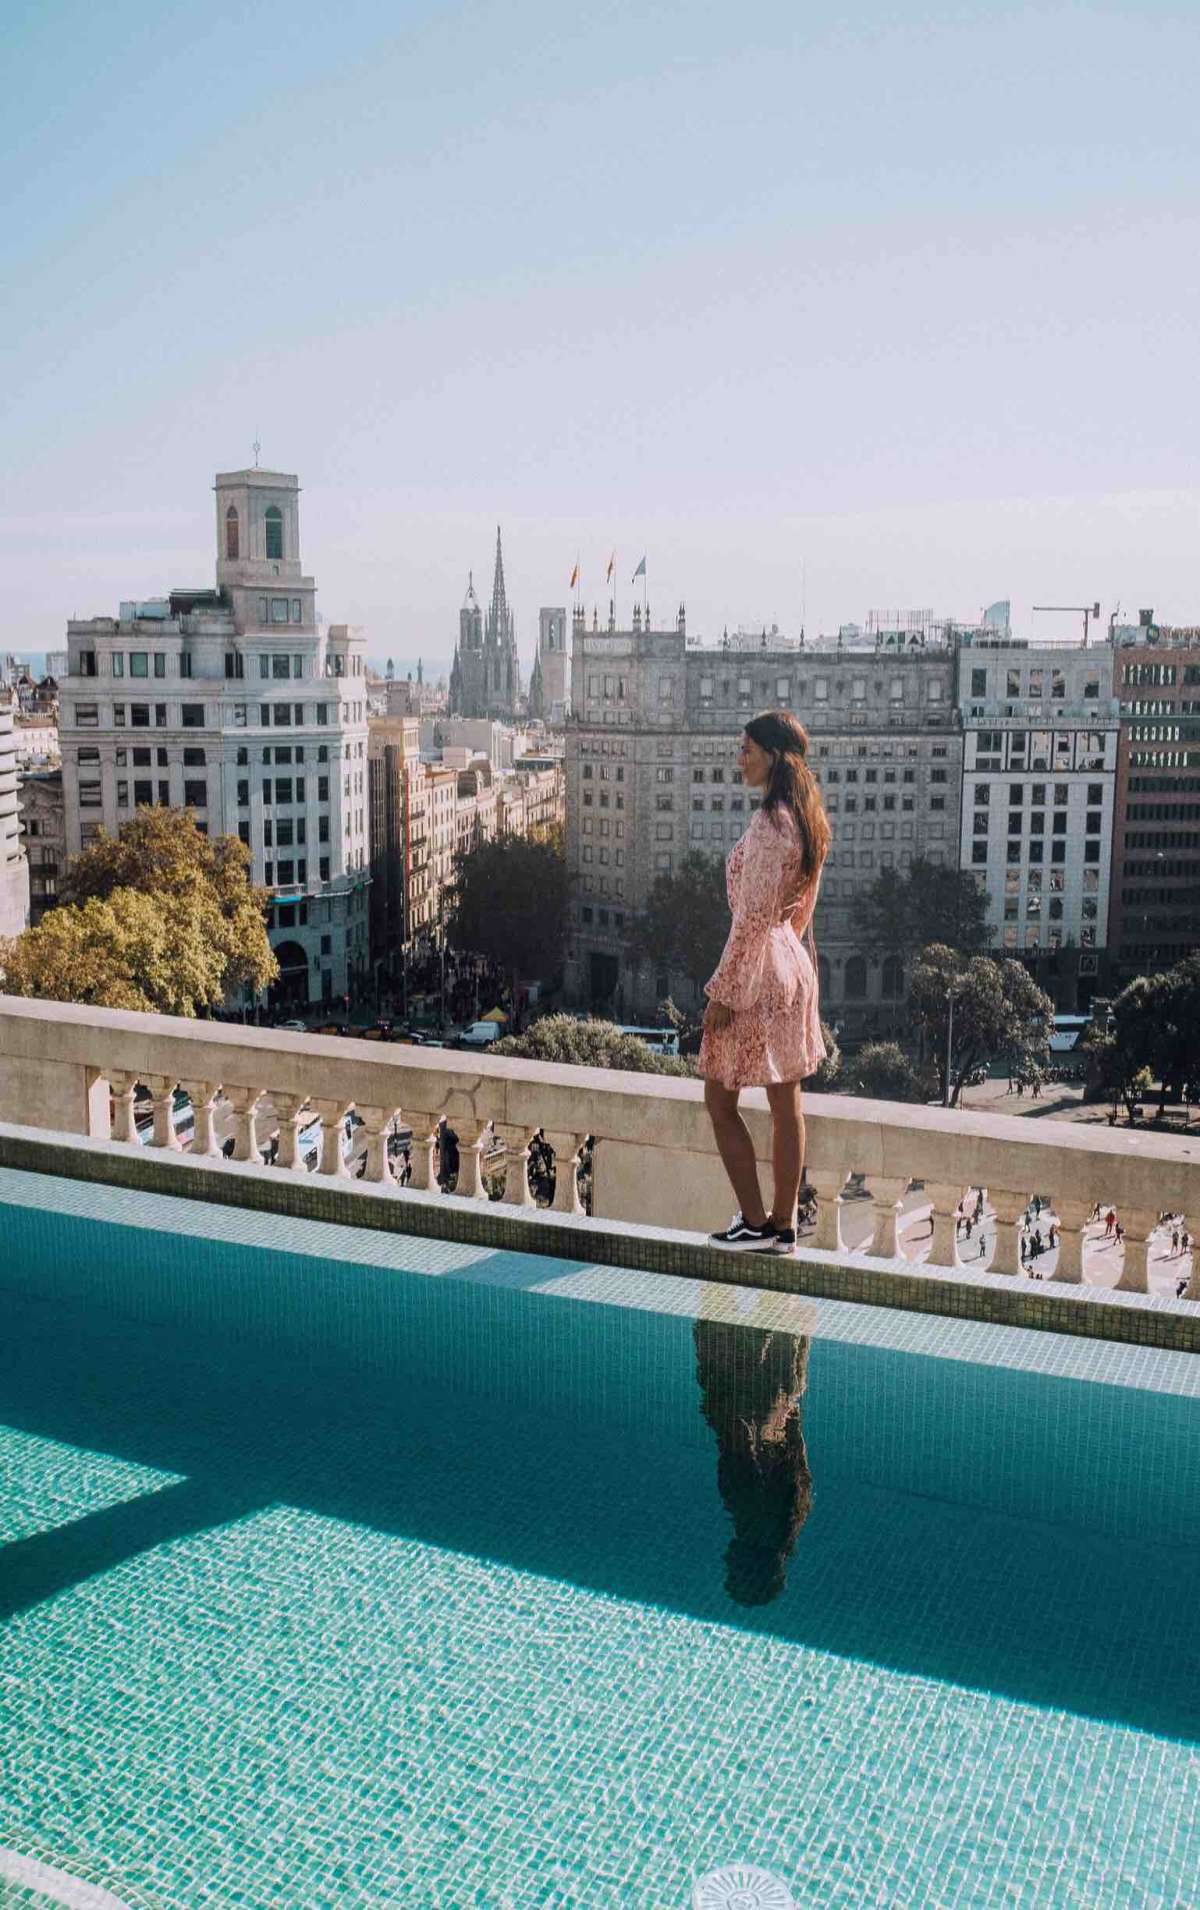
(881, 954, 905, 1000)
(844, 955, 868, 1000)
(264, 506, 283, 560)
(225, 505, 239, 560)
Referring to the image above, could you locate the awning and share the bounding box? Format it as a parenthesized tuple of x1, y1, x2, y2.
(480, 1007, 508, 1023)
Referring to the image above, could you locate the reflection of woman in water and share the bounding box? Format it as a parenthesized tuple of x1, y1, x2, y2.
(694, 1297, 813, 1607)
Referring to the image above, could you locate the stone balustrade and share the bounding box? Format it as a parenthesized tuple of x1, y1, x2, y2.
(0, 994, 1197, 1298)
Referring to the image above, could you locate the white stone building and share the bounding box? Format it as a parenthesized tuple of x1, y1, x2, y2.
(529, 607, 570, 724)
(58, 469, 370, 1009)
(0, 698, 30, 939)
(955, 636, 1119, 1002)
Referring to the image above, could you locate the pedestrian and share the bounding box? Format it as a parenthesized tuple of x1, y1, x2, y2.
(978, 1234, 987, 1260)
(1115, 1223, 1125, 1247)
(1183, 1230, 1192, 1255)
(1172, 1228, 1180, 1255)
(702, 711, 832, 1260)
(1105, 1208, 1116, 1237)
(1048, 1223, 1058, 1249)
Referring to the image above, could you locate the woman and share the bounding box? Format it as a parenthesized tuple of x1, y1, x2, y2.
(699, 709, 831, 1255)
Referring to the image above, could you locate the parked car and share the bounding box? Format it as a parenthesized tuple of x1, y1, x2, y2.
(278, 1019, 308, 1034)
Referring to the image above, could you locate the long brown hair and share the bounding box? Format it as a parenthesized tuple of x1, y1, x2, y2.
(744, 709, 832, 885)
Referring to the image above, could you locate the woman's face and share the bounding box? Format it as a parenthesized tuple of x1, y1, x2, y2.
(738, 732, 774, 789)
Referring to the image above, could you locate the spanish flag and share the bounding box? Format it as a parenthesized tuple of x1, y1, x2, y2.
(569, 561, 580, 589)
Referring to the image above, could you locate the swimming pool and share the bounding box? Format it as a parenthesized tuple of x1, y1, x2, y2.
(1, 1167, 1197, 1908)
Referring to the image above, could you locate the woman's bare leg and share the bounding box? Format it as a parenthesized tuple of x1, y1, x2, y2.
(703, 1080, 767, 1225)
(765, 1081, 804, 1229)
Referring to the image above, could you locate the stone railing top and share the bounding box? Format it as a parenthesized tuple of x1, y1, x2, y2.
(1, 993, 1198, 1210)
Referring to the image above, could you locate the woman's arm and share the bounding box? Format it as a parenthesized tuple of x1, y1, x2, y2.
(705, 814, 792, 1012)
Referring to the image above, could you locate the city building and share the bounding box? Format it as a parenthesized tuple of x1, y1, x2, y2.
(528, 607, 570, 724)
(420, 716, 517, 773)
(956, 634, 1118, 1008)
(0, 697, 30, 938)
(13, 717, 59, 767)
(1108, 615, 1200, 985)
(380, 659, 445, 720)
(18, 767, 64, 924)
(565, 605, 962, 1029)
(367, 715, 426, 993)
(448, 529, 521, 719)
(57, 468, 371, 1009)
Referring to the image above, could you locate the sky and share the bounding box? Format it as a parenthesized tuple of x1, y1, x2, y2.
(3, 0, 1199, 678)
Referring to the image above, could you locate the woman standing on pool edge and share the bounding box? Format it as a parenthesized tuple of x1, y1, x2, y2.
(699, 709, 832, 1256)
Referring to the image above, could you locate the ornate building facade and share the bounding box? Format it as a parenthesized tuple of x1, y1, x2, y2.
(449, 528, 521, 719)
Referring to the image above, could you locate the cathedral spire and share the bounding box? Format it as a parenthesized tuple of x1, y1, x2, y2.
(490, 525, 507, 624)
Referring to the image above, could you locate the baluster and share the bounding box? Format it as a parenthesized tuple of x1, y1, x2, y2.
(404, 1112, 440, 1191)
(270, 1093, 311, 1171)
(1114, 1208, 1159, 1293)
(225, 1086, 264, 1163)
(453, 1121, 491, 1200)
(543, 1129, 585, 1215)
(310, 1097, 353, 1178)
(178, 1078, 220, 1157)
(1184, 1227, 1199, 1300)
(144, 1073, 181, 1151)
(356, 1104, 401, 1185)
(494, 1123, 537, 1207)
(923, 1181, 965, 1270)
(865, 1176, 909, 1258)
(108, 1070, 139, 1144)
(807, 1169, 848, 1251)
(987, 1191, 1027, 1276)
(1048, 1197, 1091, 1284)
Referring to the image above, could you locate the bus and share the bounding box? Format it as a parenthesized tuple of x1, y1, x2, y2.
(1050, 1014, 1092, 1055)
(616, 1025, 681, 1058)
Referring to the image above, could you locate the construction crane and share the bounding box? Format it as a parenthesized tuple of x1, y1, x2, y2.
(1032, 602, 1102, 647)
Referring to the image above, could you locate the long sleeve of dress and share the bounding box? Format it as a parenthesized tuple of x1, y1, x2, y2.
(705, 813, 794, 1012)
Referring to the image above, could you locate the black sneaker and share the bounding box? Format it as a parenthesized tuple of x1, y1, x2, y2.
(754, 1226, 797, 1255)
(709, 1212, 777, 1249)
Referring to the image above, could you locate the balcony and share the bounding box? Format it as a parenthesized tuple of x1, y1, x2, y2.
(0, 996, 1196, 1349)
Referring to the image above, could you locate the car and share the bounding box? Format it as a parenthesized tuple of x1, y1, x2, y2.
(458, 1021, 501, 1048)
(278, 1019, 308, 1034)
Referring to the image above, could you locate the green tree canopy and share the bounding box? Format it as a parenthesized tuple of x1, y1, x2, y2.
(445, 830, 571, 1012)
(628, 851, 729, 995)
(846, 1040, 937, 1104)
(492, 1013, 693, 1075)
(59, 805, 276, 1001)
(908, 943, 1052, 1106)
(2, 807, 276, 1015)
(852, 857, 990, 965)
(1084, 955, 1200, 1122)
(1, 889, 239, 1016)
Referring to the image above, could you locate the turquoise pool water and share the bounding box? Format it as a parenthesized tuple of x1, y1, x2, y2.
(0, 1170, 1198, 1909)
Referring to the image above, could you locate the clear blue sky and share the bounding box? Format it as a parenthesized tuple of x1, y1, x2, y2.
(3, 0, 1198, 675)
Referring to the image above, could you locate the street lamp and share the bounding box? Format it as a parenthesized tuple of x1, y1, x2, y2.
(943, 978, 964, 1108)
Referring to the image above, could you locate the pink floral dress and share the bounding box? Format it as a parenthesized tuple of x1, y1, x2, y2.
(698, 806, 826, 1090)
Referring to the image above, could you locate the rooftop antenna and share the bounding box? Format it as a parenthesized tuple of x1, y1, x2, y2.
(252, 438, 261, 468)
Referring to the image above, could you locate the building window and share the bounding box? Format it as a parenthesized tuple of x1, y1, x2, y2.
(155, 704, 167, 727)
(265, 506, 283, 559)
(271, 599, 289, 624)
(184, 780, 207, 808)
(319, 857, 330, 883)
(133, 780, 153, 805)
(154, 653, 166, 679)
(183, 747, 205, 767)
(131, 704, 150, 728)
(181, 704, 204, 728)
(112, 653, 124, 677)
(971, 667, 987, 696)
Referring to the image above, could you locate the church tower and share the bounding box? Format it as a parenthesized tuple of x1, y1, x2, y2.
(213, 468, 316, 635)
(452, 528, 521, 718)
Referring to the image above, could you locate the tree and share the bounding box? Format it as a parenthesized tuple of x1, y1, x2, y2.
(0, 890, 239, 1016)
(1084, 957, 1200, 1124)
(846, 1040, 936, 1104)
(492, 1013, 693, 1076)
(808, 1021, 842, 1090)
(852, 857, 990, 967)
(59, 806, 276, 1002)
(445, 830, 571, 1023)
(628, 851, 729, 997)
(908, 943, 1052, 1107)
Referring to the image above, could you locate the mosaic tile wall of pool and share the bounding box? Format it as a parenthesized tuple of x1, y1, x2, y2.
(1, 1166, 1197, 1909)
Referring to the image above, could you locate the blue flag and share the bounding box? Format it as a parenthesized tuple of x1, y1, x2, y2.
(632, 555, 646, 580)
